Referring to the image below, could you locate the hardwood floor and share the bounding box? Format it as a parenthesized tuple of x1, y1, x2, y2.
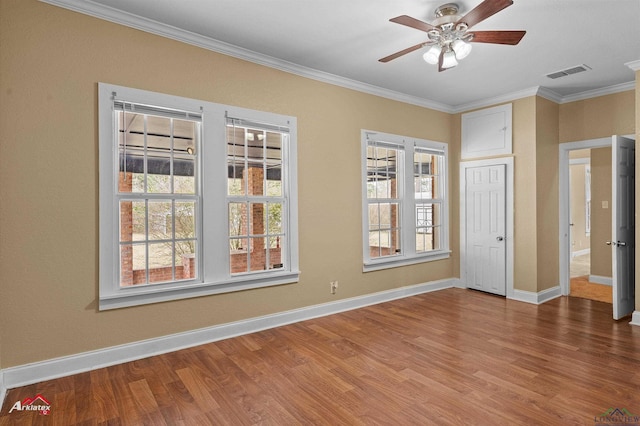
(2, 288, 640, 425)
(570, 275, 613, 304)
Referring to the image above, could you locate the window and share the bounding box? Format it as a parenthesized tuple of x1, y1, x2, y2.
(100, 83, 298, 309)
(362, 130, 449, 271)
(226, 118, 288, 274)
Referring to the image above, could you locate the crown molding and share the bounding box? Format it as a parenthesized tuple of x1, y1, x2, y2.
(38, 0, 638, 116)
(559, 81, 635, 103)
(38, 0, 454, 113)
(451, 86, 557, 113)
(626, 60, 640, 71)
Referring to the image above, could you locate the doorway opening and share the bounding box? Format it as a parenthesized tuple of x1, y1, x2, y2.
(568, 150, 612, 303)
(560, 135, 636, 320)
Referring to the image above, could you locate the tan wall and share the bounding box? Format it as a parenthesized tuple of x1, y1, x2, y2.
(535, 97, 560, 291)
(512, 98, 539, 292)
(590, 148, 613, 277)
(0, 0, 456, 367)
(569, 164, 590, 253)
(559, 91, 635, 143)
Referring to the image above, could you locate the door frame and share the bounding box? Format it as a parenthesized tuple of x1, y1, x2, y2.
(558, 135, 634, 296)
(460, 157, 514, 298)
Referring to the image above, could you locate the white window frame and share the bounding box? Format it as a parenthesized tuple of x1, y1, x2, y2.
(361, 130, 450, 272)
(99, 83, 299, 310)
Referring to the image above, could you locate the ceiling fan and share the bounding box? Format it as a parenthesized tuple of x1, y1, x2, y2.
(379, 0, 526, 71)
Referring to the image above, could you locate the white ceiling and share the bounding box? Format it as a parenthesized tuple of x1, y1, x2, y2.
(53, 0, 640, 111)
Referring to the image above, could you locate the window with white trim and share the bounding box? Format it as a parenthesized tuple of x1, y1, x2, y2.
(99, 83, 299, 310)
(362, 130, 449, 271)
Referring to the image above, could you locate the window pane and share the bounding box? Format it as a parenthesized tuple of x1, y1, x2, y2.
(229, 202, 246, 237)
(148, 242, 173, 283)
(148, 201, 172, 240)
(146, 115, 172, 194)
(368, 229, 401, 258)
(415, 203, 441, 253)
(368, 204, 380, 231)
(367, 146, 401, 199)
(266, 132, 282, 196)
(268, 202, 283, 235)
(414, 151, 443, 199)
(416, 203, 440, 230)
(268, 236, 284, 270)
(250, 203, 266, 236)
(246, 162, 264, 196)
(175, 201, 195, 239)
(227, 125, 246, 196)
(416, 226, 441, 253)
(368, 202, 400, 231)
(176, 240, 196, 280)
(118, 111, 144, 194)
(120, 243, 146, 287)
(174, 118, 196, 194)
(246, 129, 265, 197)
(119, 244, 135, 286)
(230, 238, 248, 273)
(250, 236, 268, 271)
(120, 200, 144, 242)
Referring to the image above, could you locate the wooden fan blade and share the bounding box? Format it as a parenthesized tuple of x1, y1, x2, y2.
(379, 42, 425, 63)
(389, 15, 438, 33)
(456, 0, 513, 29)
(471, 30, 526, 45)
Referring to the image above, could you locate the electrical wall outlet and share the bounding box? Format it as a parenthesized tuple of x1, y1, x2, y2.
(330, 281, 338, 294)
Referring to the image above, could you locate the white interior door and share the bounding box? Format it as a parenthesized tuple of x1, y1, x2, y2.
(611, 135, 635, 320)
(465, 165, 506, 296)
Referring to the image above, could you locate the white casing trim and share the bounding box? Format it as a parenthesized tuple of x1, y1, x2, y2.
(630, 311, 640, 327)
(1, 279, 454, 391)
(589, 275, 612, 286)
(0, 371, 5, 412)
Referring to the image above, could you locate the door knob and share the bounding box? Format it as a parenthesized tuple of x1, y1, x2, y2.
(496, 236, 504, 242)
(617, 241, 627, 247)
(606, 241, 614, 246)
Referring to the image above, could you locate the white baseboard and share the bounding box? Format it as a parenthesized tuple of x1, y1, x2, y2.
(571, 248, 590, 258)
(510, 286, 562, 305)
(452, 278, 466, 289)
(1, 278, 454, 392)
(631, 311, 640, 327)
(589, 275, 612, 286)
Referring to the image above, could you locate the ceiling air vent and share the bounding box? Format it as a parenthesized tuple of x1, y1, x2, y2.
(546, 64, 592, 79)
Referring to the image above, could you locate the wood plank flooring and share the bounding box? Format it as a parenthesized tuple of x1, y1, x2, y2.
(570, 275, 613, 304)
(2, 288, 640, 425)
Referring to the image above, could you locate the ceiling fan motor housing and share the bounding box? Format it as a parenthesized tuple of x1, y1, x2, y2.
(433, 3, 462, 27)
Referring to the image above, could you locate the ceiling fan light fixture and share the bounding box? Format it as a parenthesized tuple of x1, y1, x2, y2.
(380, 1, 526, 71)
(423, 45, 441, 64)
(441, 47, 458, 69)
(452, 38, 472, 60)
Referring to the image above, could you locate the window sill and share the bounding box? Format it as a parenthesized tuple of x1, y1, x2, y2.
(99, 270, 301, 310)
(363, 251, 451, 273)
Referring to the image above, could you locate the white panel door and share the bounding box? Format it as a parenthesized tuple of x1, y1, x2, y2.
(465, 165, 506, 295)
(611, 135, 635, 320)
